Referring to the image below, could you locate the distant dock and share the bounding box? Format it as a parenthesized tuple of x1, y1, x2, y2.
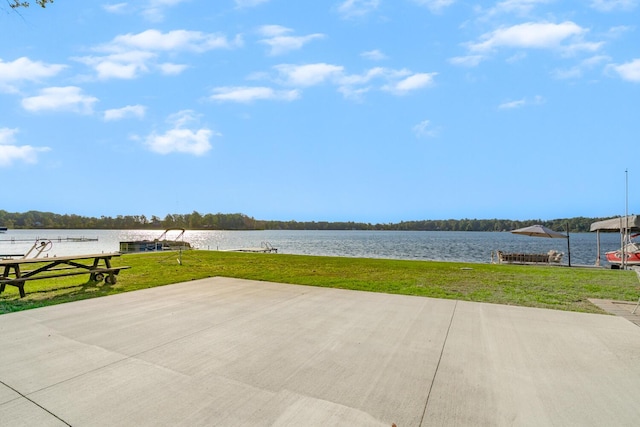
(227, 242, 278, 253)
(0, 236, 98, 243)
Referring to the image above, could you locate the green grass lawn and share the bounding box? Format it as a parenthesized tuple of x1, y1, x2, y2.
(1, 250, 638, 315)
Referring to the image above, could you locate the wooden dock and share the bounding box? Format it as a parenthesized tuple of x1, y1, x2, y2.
(227, 242, 278, 253)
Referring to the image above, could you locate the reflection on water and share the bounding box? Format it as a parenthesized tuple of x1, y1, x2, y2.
(0, 229, 625, 266)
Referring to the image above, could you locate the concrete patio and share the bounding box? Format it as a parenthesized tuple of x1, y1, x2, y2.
(1, 277, 639, 426)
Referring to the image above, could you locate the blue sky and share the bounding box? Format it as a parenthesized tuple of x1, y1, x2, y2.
(1, 0, 639, 223)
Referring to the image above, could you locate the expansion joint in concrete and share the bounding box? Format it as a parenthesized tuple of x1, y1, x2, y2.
(1, 379, 72, 426)
(419, 300, 458, 425)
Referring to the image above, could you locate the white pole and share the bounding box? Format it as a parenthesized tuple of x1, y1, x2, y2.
(624, 169, 629, 270)
(595, 230, 601, 267)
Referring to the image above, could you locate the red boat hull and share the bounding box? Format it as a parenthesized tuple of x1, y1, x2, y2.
(605, 250, 640, 265)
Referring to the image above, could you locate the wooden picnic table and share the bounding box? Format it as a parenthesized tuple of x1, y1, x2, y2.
(0, 253, 130, 298)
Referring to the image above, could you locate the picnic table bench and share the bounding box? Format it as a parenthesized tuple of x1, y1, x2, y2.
(0, 253, 130, 298)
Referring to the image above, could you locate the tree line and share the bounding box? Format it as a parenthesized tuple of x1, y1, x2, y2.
(0, 210, 614, 233)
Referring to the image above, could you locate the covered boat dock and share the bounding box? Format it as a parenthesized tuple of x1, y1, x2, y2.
(590, 215, 640, 266)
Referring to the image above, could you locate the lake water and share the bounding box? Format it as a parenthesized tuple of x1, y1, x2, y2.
(0, 229, 625, 266)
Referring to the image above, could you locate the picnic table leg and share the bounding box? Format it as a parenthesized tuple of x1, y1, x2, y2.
(14, 265, 25, 298)
(103, 257, 115, 284)
(3, 265, 26, 298)
(0, 265, 22, 296)
(89, 258, 99, 281)
(16, 280, 26, 298)
(0, 265, 8, 294)
(88, 257, 114, 282)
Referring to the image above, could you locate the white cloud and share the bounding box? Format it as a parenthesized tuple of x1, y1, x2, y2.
(552, 55, 610, 79)
(102, 2, 128, 13)
(268, 64, 435, 98)
(144, 110, 216, 156)
(610, 59, 640, 82)
(498, 95, 545, 109)
(0, 128, 50, 167)
(337, 0, 380, 18)
(413, 119, 439, 138)
(21, 86, 98, 114)
(77, 50, 156, 80)
(563, 41, 604, 55)
(449, 55, 485, 67)
(477, 0, 553, 18)
(142, 0, 190, 22)
(105, 29, 241, 53)
(159, 62, 189, 75)
(468, 21, 592, 52)
(168, 109, 198, 128)
(590, 0, 638, 11)
(210, 86, 300, 103)
(337, 85, 371, 101)
(146, 129, 213, 155)
(552, 68, 582, 80)
(78, 29, 240, 80)
(235, 0, 270, 7)
(0, 57, 66, 93)
(338, 67, 388, 86)
(607, 25, 634, 39)
(94, 62, 141, 80)
(104, 105, 147, 121)
(258, 26, 325, 56)
(239, 62, 438, 100)
(262, 34, 324, 56)
(361, 49, 387, 60)
(258, 25, 291, 37)
(275, 63, 345, 86)
(506, 52, 528, 63)
(383, 72, 436, 95)
(0, 128, 17, 144)
(338, 67, 427, 98)
(498, 99, 527, 109)
(103, 0, 194, 21)
(411, 0, 456, 13)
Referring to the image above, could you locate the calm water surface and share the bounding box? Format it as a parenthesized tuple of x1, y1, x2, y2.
(0, 229, 624, 266)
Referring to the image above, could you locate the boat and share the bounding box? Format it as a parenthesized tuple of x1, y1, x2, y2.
(0, 227, 7, 233)
(605, 234, 640, 266)
(119, 228, 192, 253)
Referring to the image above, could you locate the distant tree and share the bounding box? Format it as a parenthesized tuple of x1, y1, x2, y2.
(163, 214, 176, 228)
(202, 213, 216, 228)
(188, 211, 203, 229)
(150, 215, 162, 226)
(8, 0, 53, 8)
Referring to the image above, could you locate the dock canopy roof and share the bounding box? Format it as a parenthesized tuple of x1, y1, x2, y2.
(589, 215, 640, 232)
